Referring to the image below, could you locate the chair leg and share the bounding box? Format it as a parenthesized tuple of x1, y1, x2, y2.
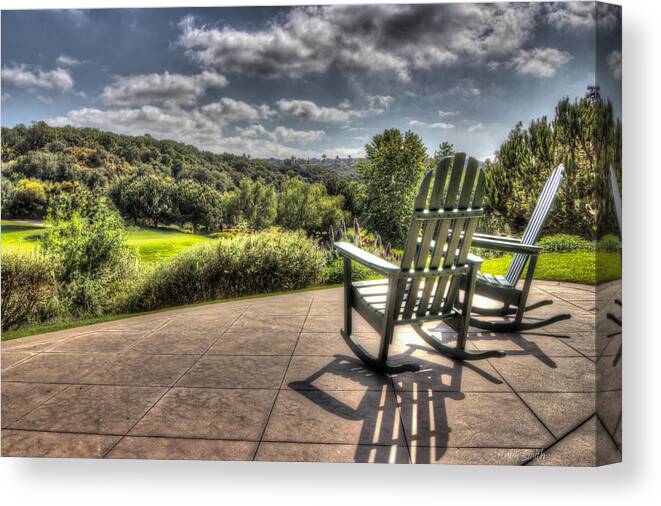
(340, 330, 420, 374)
(470, 259, 571, 332)
(412, 323, 505, 360)
(416, 266, 505, 361)
(471, 303, 515, 317)
(341, 263, 419, 374)
(469, 313, 571, 332)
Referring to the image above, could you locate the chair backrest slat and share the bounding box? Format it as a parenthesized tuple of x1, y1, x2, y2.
(506, 164, 565, 286)
(393, 154, 484, 322)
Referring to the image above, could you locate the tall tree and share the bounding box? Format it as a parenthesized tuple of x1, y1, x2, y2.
(484, 88, 621, 238)
(359, 129, 427, 246)
(432, 141, 455, 166)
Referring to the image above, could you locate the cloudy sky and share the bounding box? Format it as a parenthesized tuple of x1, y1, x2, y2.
(1, 2, 621, 160)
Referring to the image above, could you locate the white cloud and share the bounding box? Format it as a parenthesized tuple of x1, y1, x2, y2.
(277, 96, 391, 124)
(201, 98, 274, 123)
(100, 70, 228, 105)
(447, 81, 481, 97)
(56, 54, 82, 67)
(408, 119, 455, 130)
(608, 51, 622, 80)
(438, 110, 459, 118)
(367, 95, 395, 113)
(277, 99, 356, 123)
(546, 2, 595, 30)
(237, 124, 326, 144)
(1, 65, 74, 91)
(48, 105, 218, 141)
(467, 123, 485, 133)
(546, 3, 620, 31)
(36, 95, 53, 104)
(510, 48, 572, 78)
(177, 3, 540, 81)
(47, 102, 310, 159)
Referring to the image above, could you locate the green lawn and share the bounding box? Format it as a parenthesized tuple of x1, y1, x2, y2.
(124, 227, 215, 264)
(1, 220, 215, 264)
(0, 220, 45, 253)
(481, 251, 621, 285)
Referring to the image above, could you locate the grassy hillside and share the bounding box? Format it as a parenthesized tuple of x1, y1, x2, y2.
(1, 220, 215, 264)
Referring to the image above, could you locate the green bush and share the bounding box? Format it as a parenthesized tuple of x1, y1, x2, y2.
(322, 257, 375, 284)
(224, 178, 277, 230)
(596, 234, 622, 253)
(537, 234, 594, 253)
(126, 229, 326, 312)
(41, 191, 138, 317)
(1, 252, 56, 331)
(277, 178, 345, 237)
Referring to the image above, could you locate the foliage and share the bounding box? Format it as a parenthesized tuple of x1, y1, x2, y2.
(126, 229, 326, 312)
(41, 191, 138, 316)
(359, 129, 427, 246)
(537, 234, 594, 253)
(225, 178, 277, 230)
(431, 141, 455, 167)
(322, 257, 375, 284)
(1, 122, 358, 194)
(277, 178, 345, 237)
(596, 233, 622, 253)
(172, 179, 224, 230)
(0, 252, 56, 331)
(109, 174, 177, 227)
(484, 88, 621, 238)
(5, 179, 49, 218)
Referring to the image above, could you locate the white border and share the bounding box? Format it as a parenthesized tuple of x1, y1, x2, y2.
(2, 1, 660, 504)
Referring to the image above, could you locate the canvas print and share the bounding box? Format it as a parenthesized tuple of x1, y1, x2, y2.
(0, 2, 621, 466)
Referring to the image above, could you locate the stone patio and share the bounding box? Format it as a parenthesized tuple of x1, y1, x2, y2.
(1, 280, 622, 465)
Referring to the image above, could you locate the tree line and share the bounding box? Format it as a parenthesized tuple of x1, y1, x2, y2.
(2, 87, 621, 243)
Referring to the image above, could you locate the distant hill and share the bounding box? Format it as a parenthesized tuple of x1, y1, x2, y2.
(1, 122, 359, 192)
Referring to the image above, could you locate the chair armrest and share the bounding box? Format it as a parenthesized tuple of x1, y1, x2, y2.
(466, 252, 484, 265)
(471, 237, 541, 255)
(334, 242, 399, 276)
(473, 233, 521, 243)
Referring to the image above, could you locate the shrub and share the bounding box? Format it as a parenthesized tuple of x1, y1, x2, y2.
(277, 178, 345, 237)
(224, 178, 277, 230)
(8, 179, 49, 218)
(596, 233, 621, 253)
(41, 191, 138, 317)
(126, 229, 326, 312)
(322, 257, 374, 284)
(537, 234, 594, 253)
(1, 252, 56, 331)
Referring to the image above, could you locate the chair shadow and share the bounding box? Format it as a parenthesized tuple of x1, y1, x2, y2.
(288, 343, 504, 464)
(469, 332, 558, 368)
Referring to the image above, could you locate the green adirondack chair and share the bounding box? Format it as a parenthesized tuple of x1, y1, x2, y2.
(335, 154, 505, 374)
(469, 164, 571, 331)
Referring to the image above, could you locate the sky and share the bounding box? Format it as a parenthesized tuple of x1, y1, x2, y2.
(1, 2, 622, 160)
